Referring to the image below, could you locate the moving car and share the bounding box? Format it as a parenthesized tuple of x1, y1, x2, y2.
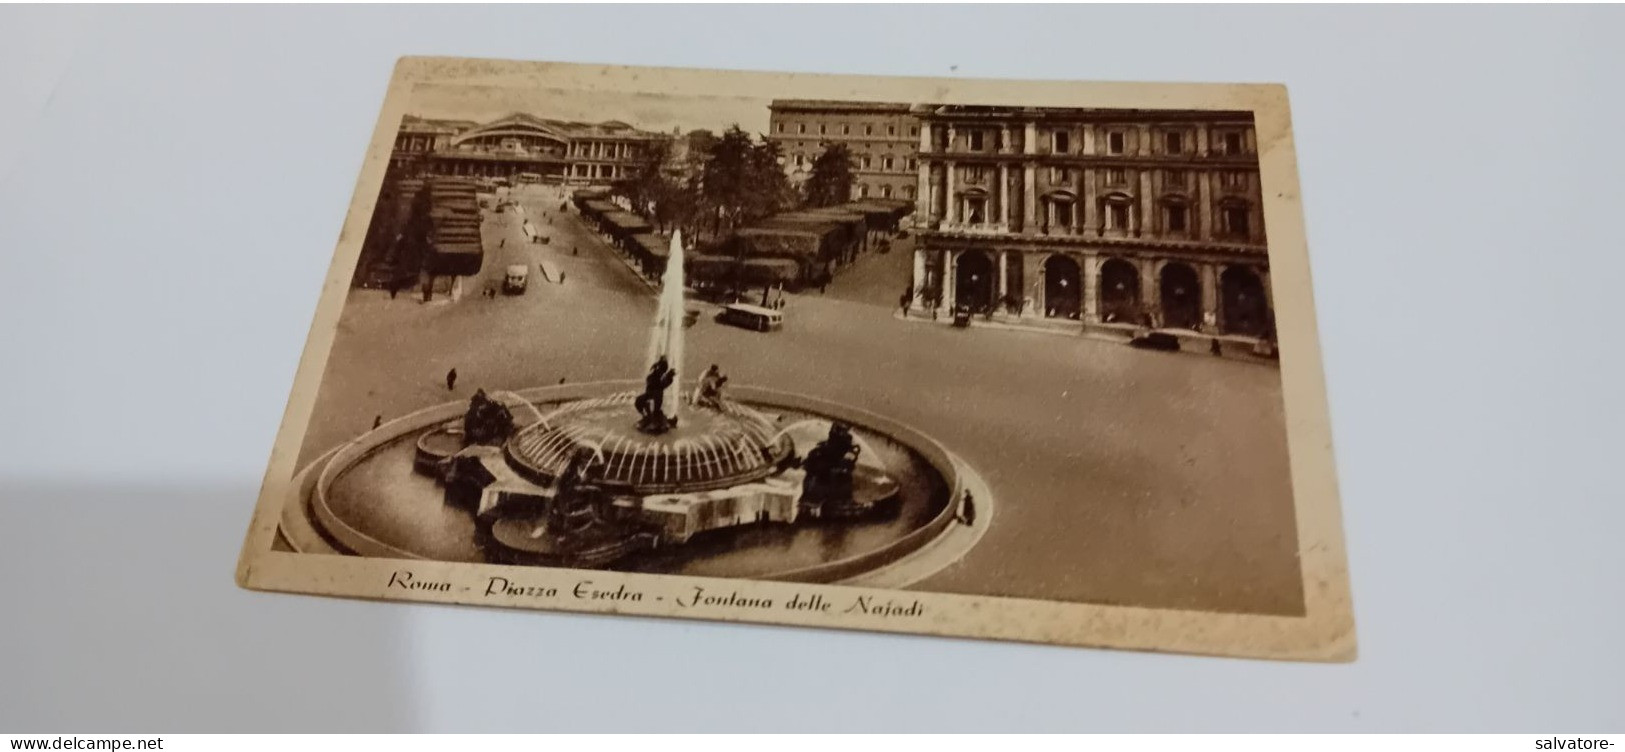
(715, 303, 782, 332)
(503, 264, 530, 295)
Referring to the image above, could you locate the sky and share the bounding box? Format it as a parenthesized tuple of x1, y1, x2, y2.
(407, 82, 774, 136)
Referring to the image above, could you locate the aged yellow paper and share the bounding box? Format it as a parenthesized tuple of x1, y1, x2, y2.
(236, 57, 1353, 662)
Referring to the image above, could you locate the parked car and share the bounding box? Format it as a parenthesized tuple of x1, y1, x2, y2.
(1129, 329, 1181, 351)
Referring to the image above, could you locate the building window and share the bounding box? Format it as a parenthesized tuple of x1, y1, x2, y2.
(904, 184, 915, 198)
(858, 184, 869, 198)
(1106, 201, 1130, 231)
(1222, 131, 1244, 154)
(910, 126, 918, 136)
(842, 124, 850, 135)
(908, 158, 918, 171)
(1167, 169, 1186, 185)
(865, 124, 873, 136)
(1220, 171, 1247, 190)
(1053, 130, 1071, 154)
(1107, 131, 1125, 155)
(882, 157, 894, 171)
(1164, 202, 1189, 232)
(881, 185, 893, 198)
(968, 166, 987, 183)
(861, 156, 872, 170)
(966, 196, 988, 224)
(888, 125, 896, 136)
(797, 123, 806, 134)
(795, 154, 805, 168)
(1106, 168, 1127, 185)
(1222, 204, 1251, 237)
(819, 124, 827, 135)
(970, 130, 985, 151)
(777, 123, 785, 133)
(1050, 167, 1068, 184)
(1046, 198, 1074, 229)
(1165, 131, 1184, 154)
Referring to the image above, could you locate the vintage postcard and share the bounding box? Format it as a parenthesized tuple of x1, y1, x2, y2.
(235, 57, 1354, 661)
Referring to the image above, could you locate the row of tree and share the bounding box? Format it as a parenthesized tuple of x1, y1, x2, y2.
(611, 126, 861, 244)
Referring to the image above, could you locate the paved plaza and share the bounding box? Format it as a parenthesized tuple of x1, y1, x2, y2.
(300, 184, 1304, 617)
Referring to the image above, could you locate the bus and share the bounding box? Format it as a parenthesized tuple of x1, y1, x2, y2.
(715, 304, 783, 333)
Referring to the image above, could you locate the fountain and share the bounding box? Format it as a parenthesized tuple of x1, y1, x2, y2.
(281, 233, 976, 582)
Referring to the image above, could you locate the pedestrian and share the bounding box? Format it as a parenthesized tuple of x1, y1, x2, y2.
(372, 415, 383, 430)
(559, 272, 566, 285)
(389, 285, 398, 300)
(500, 238, 505, 249)
(558, 377, 566, 385)
(573, 246, 579, 256)
(446, 368, 458, 391)
(1210, 338, 1223, 356)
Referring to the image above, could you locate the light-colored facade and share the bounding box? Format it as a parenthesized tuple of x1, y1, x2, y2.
(390, 113, 670, 184)
(910, 105, 1274, 339)
(767, 100, 920, 202)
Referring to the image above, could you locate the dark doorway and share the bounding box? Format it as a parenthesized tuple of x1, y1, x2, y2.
(1043, 255, 1081, 319)
(1160, 263, 1202, 330)
(954, 251, 995, 312)
(1099, 258, 1141, 324)
(1221, 266, 1269, 337)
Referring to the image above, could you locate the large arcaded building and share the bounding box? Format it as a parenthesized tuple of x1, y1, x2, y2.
(908, 104, 1275, 339)
(767, 100, 920, 202)
(388, 113, 670, 184)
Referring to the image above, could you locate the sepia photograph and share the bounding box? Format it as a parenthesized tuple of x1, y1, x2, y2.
(236, 58, 1352, 661)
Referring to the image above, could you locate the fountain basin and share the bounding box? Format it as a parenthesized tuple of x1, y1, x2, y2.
(282, 382, 965, 584)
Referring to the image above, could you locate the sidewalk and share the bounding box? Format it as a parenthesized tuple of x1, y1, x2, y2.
(895, 308, 1280, 363)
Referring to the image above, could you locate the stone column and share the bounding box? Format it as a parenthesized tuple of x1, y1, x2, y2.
(1144, 168, 1157, 237)
(944, 161, 957, 224)
(1082, 167, 1098, 234)
(1137, 124, 1152, 156)
(1129, 170, 1142, 236)
(1023, 162, 1037, 232)
(912, 249, 927, 309)
(999, 164, 1010, 226)
(1021, 252, 1043, 317)
(1024, 122, 1037, 155)
(916, 162, 932, 222)
(1083, 254, 1101, 323)
(1001, 125, 1011, 153)
(1197, 171, 1214, 242)
(1196, 124, 1209, 157)
(997, 251, 1009, 301)
(1082, 125, 1095, 156)
(1200, 263, 1220, 333)
(946, 125, 956, 154)
(1141, 259, 1161, 326)
(944, 251, 958, 310)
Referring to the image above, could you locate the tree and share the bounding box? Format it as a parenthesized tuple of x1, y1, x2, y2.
(803, 143, 855, 208)
(697, 126, 793, 239)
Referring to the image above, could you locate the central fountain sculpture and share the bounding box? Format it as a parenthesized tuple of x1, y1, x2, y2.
(412, 231, 901, 568)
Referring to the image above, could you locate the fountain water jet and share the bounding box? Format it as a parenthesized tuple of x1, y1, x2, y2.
(644, 231, 687, 418)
